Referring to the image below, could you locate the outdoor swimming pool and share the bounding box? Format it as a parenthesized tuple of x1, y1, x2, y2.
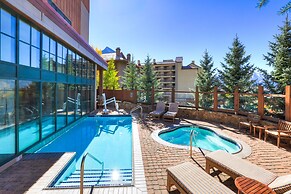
(158, 125, 241, 153)
(37, 116, 133, 188)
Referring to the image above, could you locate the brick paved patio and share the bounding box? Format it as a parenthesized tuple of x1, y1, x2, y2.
(0, 114, 290, 194)
(139, 118, 291, 194)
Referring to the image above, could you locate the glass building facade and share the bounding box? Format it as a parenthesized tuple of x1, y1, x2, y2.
(0, 6, 96, 165)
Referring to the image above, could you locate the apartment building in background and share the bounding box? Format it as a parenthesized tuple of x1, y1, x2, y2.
(153, 57, 200, 91)
(0, 0, 107, 166)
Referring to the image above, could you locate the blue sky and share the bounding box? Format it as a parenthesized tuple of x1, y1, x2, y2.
(89, 0, 287, 71)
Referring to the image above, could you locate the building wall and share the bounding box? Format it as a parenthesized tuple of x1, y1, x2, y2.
(154, 62, 176, 90)
(176, 64, 199, 91)
(0, 1, 96, 166)
(52, 0, 89, 41)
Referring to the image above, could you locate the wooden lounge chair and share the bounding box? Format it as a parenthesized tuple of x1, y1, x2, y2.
(167, 162, 234, 194)
(149, 101, 166, 119)
(239, 113, 261, 134)
(264, 120, 291, 148)
(205, 150, 291, 194)
(163, 103, 179, 122)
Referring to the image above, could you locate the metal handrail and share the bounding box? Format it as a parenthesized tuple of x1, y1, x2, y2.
(189, 127, 205, 157)
(130, 105, 143, 118)
(80, 153, 104, 194)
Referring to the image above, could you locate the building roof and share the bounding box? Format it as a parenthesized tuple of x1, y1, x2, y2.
(182, 63, 200, 69)
(10, 0, 107, 70)
(102, 47, 115, 54)
(101, 47, 127, 62)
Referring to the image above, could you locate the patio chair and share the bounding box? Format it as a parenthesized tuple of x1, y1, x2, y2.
(239, 113, 261, 134)
(149, 101, 166, 119)
(102, 93, 118, 113)
(167, 162, 234, 194)
(264, 120, 291, 148)
(163, 103, 179, 122)
(205, 150, 291, 194)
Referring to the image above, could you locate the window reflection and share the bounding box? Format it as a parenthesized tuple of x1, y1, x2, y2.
(57, 84, 67, 130)
(42, 83, 55, 138)
(19, 42, 30, 66)
(1, 9, 16, 37)
(1, 34, 15, 63)
(76, 85, 81, 118)
(31, 47, 40, 68)
(68, 85, 75, 123)
(0, 79, 15, 164)
(18, 81, 40, 151)
(19, 20, 30, 43)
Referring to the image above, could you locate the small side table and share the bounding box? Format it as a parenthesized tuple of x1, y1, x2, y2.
(235, 177, 275, 194)
(253, 125, 265, 139)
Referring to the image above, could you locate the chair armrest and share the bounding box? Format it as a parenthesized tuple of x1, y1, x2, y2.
(264, 125, 277, 130)
(278, 130, 291, 134)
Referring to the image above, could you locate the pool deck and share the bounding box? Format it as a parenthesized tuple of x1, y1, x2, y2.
(0, 113, 290, 193)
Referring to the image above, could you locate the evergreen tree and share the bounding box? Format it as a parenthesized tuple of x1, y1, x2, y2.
(122, 58, 139, 90)
(263, 16, 291, 93)
(103, 59, 120, 89)
(257, 0, 291, 14)
(139, 55, 160, 104)
(196, 50, 218, 108)
(218, 36, 255, 93)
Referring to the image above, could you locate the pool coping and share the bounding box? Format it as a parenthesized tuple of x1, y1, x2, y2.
(151, 123, 252, 158)
(25, 117, 147, 193)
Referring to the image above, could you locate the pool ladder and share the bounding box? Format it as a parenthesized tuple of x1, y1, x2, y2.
(130, 105, 143, 119)
(80, 152, 104, 194)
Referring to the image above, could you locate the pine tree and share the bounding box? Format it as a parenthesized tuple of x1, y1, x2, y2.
(257, 0, 291, 14)
(103, 59, 120, 90)
(139, 55, 160, 104)
(196, 50, 218, 108)
(263, 16, 291, 93)
(218, 36, 255, 93)
(122, 58, 139, 90)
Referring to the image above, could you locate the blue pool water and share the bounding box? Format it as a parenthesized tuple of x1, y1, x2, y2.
(159, 126, 240, 153)
(37, 116, 132, 187)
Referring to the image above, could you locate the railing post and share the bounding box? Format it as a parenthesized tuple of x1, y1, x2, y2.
(151, 85, 155, 108)
(171, 87, 175, 103)
(285, 85, 291, 121)
(213, 86, 218, 111)
(195, 86, 199, 110)
(234, 87, 239, 114)
(258, 85, 264, 117)
(134, 87, 137, 104)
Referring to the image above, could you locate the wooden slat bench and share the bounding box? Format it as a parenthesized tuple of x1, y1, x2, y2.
(264, 120, 291, 147)
(167, 162, 234, 194)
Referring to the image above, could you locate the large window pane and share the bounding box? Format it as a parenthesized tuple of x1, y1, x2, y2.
(68, 85, 75, 123)
(19, 20, 30, 43)
(57, 84, 67, 130)
(19, 42, 30, 66)
(1, 9, 16, 37)
(67, 50, 74, 75)
(31, 47, 40, 68)
(42, 34, 49, 52)
(42, 83, 55, 138)
(19, 81, 40, 151)
(76, 85, 81, 118)
(50, 54, 56, 71)
(57, 43, 62, 57)
(31, 27, 40, 48)
(0, 79, 15, 164)
(42, 51, 49, 70)
(50, 39, 56, 55)
(1, 34, 15, 63)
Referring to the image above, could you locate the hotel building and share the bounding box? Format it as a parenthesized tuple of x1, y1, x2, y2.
(0, 0, 107, 166)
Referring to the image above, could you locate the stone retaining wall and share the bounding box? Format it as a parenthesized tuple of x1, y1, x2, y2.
(119, 101, 275, 127)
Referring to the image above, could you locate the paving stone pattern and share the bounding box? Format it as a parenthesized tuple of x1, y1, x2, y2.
(139, 118, 291, 194)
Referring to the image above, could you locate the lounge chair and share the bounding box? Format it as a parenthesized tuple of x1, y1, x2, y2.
(264, 120, 291, 148)
(239, 113, 261, 134)
(167, 162, 234, 194)
(205, 150, 291, 194)
(149, 101, 166, 119)
(163, 103, 179, 122)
